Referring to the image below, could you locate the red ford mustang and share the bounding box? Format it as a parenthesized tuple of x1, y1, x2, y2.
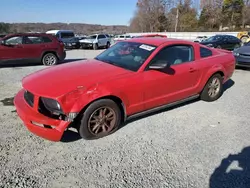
(14, 38, 235, 141)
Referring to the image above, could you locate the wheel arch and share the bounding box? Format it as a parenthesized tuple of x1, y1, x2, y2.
(75, 95, 126, 123)
(199, 69, 225, 93)
(41, 51, 59, 60)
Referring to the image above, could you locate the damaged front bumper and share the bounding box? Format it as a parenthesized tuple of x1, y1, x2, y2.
(14, 89, 75, 142)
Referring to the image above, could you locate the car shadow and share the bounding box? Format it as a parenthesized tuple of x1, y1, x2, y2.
(118, 78, 235, 131)
(0, 58, 86, 68)
(60, 128, 82, 143)
(209, 146, 250, 188)
(236, 66, 250, 71)
(223, 79, 235, 92)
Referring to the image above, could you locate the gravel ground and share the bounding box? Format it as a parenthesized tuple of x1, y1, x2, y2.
(1, 49, 250, 188)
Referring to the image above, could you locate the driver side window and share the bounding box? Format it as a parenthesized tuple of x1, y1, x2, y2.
(148, 45, 194, 67)
(5, 36, 23, 45)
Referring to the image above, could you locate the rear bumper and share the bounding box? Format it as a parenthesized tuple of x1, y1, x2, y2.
(14, 89, 71, 142)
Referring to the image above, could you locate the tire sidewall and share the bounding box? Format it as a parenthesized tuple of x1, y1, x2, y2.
(78, 99, 121, 140)
(42, 53, 58, 66)
(201, 74, 223, 102)
(106, 42, 110, 48)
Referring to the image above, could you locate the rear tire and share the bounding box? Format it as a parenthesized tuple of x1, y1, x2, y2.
(200, 74, 223, 102)
(106, 42, 110, 49)
(77, 99, 121, 140)
(42, 53, 58, 66)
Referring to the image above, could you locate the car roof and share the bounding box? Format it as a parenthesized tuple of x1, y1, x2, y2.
(46, 30, 74, 33)
(126, 37, 194, 47)
(3, 33, 55, 38)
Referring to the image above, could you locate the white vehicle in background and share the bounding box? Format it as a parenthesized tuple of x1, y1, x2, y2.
(113, 35, 131, 43)
(46, 30, 80, 49)
(193, 36, 208, 43)
(79, 34, 111, 50)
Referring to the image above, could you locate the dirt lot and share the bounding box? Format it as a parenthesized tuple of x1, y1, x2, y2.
(0, 49, 250, 188)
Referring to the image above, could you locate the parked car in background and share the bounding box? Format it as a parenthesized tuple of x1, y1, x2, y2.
(0, 34, 6, 39)
(113, 35, 131, 43)
(79, 34, 111, 50)
(237, 31, 250, 43)
(14, 38, 235, 142)
(132, 34, 167, 38)
(200, 35, 242, 51)
(193, 36, 208, 43)
(0, 33, 66, 66)
(233, 42, 250, 68)
(46, 30, 80, 49)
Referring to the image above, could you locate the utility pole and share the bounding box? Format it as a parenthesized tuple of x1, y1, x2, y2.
(175, 7, 179, 32)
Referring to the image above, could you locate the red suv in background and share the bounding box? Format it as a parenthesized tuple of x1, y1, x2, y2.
(0, 33, 66, 66)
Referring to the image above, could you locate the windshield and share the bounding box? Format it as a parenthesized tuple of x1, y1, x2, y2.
(94, 41, 157, 72)
(205, 36, 222, 42)
(87, 35, 97, 39)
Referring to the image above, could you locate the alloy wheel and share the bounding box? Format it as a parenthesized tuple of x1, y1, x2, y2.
(45, 55, 57, 65)
(208, 77, 221, 98)
(87, 106, 116, 135)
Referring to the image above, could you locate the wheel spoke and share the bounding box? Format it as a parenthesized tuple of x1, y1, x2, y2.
(102, 124, 107, 132)
(94, 126, 101, 134)
(90, 117, 98, 124)
(92, 123, 100, 132)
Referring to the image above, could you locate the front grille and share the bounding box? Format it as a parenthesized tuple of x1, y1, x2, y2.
(24, 90, 34, 107)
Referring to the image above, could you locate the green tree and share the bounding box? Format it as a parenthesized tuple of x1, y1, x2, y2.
(222, 0, 244, 29)
(0, 23, 10, 33)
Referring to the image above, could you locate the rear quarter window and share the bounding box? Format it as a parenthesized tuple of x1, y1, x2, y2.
(200, 47, 213, 58)
(42, 36, 53, 43)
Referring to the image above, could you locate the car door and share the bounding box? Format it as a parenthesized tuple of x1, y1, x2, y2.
(22, 35, 44, 62)
(97, 34, 106, 47)
(142, 44, 202, 110)
(0, 35, 26, 63)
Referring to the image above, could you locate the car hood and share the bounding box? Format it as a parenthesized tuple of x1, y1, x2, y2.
(60, 37, 76, 42)
(79, 38, 95, 43)
(234, 46, 250, 55)
(22, 59, 132, 98)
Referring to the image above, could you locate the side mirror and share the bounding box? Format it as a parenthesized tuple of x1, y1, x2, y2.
(0, 40, 5, 45)
(149, 63, 168, 70)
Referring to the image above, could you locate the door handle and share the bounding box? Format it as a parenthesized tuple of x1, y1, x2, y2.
(189, 68, 197, 73)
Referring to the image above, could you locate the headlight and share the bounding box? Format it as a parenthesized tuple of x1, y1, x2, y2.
(40, 97, 62, 113)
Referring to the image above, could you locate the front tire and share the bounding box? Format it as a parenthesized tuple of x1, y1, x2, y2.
(93, 43, 98, 50)
(42, 53, 58, 66)
(200, 74, 223, 102)
(78, 99, 121, 140)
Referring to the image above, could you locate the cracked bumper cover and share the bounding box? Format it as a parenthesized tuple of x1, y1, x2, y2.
(14, 89, 71, 142)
